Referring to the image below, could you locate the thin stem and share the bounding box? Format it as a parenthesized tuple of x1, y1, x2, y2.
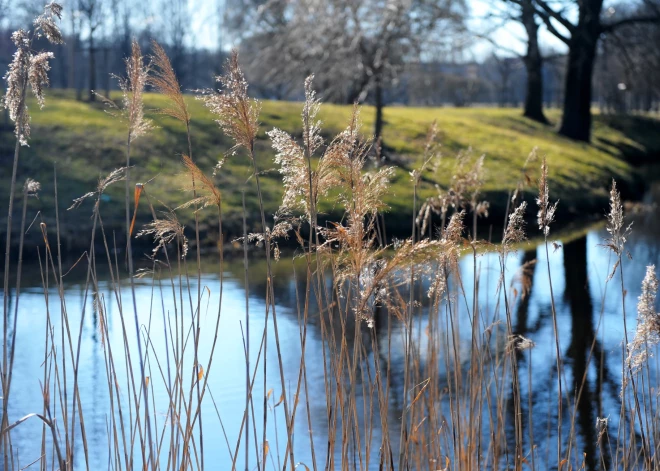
(544, 238, 563, 464)
(125, 134, 155, 470)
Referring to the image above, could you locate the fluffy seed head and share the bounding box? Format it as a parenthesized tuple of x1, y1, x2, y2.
(138, 213, 189, 258)
(29, 52, 54, 109)
(24, 178, 41, 197)
(150, 40, 190, 124)
(34, 2, 64, 44)
(604, 179, 632, 257)
(503, 201, 527, 247)
(268, 78, 335, 223)
(626, 265, 660, 377)
(4, 31, 31, 145)
(536, 156, 558, 237)
(121, 40, 151, 141)
(302, 75, 323, 155)
(508, 335, 536, 353)
(177, 155, 222, 210)
(199, 50, 260, 153)
(68, 168, 126, 211)
(3, 4, 62, 145)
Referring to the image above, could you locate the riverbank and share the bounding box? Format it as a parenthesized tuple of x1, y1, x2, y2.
(1, 90, 658, 253)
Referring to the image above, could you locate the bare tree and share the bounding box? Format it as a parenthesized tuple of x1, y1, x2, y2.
(234, 0, 466, 142)
(517, 0, 547, 122)
(65, 0, 81, 98)
(161, 0, 189, 86)
(480, 0, 548, 123)
(535, 0, 660, 141)
(597, 3, 660, 113)
(488, 53, 522, 107)
(79, 0, 105, 101)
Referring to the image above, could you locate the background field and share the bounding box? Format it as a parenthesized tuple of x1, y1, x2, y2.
(2, 90, 659, 249)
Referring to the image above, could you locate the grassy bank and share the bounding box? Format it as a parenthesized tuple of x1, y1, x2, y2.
(1, 89, 658, 249)
(4, 45, 660, 471)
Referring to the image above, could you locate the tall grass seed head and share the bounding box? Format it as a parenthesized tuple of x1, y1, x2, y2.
(24, 178, 41, 197)
(626, 265, 660, 377)
(503, 201, 527, 247)
(604, 179, 632, 257)
(536, 156, 558, 236)
(122, 40, 151, 141)
(149, 40, 190, 124)
(4, 31, 31, 145)
(200, 50, 260, 153)
(34, 2, 64, 44)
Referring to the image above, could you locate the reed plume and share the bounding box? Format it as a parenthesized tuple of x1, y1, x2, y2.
(178, 155, 222, 210)
(626, 265, 660, 375)
(604, 179, 632, 257)
(199, 50, 260, 154)
(502, 201, 527, 248)
(138, 212, 189, 258)
(118, 40, 151, 142)
(34, 2, 63, 44)
(536, 156, 558, 236)
(2, 8, 62, 467)
(268, 75, 336, 224)
(68, 167, 127, 211)
(323, 107, 394, 225)
(4, 3, 62, 144)
(512, 146, 538, 204)
(150, 40, 190, 124)
(23, 178, 41, 197)
(536, 155, 563, 463)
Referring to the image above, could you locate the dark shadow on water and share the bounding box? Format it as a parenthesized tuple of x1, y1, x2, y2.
(563, 236, 598, 471)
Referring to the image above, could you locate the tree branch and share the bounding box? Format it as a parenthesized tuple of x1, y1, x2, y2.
(475, 32, 525, 59)
(601, 14, 660, 33)
(534, 0, 575, 33)
(535, 8, 571, 45)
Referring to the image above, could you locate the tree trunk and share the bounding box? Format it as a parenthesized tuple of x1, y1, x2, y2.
(558, 37, 597, 141)
(74, 35, 83, 101)
(563, 235, 597, 471)
(558, 0, 602, 142)
(374, 76, 384, 144)
(524, 59, 547, 123)
(68, 2, 77, 94)
(346, 71, 371, 104)
(88, 33, 96, 102)
(521, 0, 548, 124)
(104, 44, 110, 98)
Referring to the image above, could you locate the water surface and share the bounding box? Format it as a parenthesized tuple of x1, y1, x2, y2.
(3, 180, 660, 470)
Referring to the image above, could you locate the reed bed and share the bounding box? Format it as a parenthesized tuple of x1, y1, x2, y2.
(1, 4, 660, 470)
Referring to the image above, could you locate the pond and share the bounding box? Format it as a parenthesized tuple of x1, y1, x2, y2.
(2, 179, 660, 470)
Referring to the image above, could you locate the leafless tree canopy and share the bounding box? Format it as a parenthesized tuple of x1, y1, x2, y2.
(229, 0, 467, 104)
(0, 0, 658, 142)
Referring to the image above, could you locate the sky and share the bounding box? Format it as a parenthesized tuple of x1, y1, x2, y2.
(20, 0, 578, 59)
(181, 0, 574, 58)
(189, 0, 224, 50)
(468, 0, 570, 60)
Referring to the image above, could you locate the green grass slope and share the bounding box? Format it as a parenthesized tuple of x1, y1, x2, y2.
(1, 90, 658, 250)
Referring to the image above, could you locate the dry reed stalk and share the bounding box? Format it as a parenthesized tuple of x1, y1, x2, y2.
(603, 180, 652, 467)
(1, 5, 62, 465)
(3, 28, 658, 470)
(123, 40, 156, 470)
(201, 49, 296, 470)
(536, 156, 564, 464)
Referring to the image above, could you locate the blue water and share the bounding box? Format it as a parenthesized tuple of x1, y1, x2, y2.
(2, 180, 659, 470)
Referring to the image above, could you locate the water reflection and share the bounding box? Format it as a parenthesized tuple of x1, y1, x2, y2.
(2, 180, 660, 469)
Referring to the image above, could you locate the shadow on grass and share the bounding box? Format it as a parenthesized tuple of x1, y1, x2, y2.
(595, 114, 660, 164)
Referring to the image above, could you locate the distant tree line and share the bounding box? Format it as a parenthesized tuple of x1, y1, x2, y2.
(0, 0, 225, 100)
(1, 0, 659, 145)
